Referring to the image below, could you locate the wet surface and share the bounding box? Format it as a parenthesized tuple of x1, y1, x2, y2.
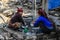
(0, 0, 60, 40)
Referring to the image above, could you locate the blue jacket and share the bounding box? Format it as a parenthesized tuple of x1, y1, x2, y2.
(34, 16, 53, 30)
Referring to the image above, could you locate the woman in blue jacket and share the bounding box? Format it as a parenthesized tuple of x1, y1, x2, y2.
(34, 8, 54, 34)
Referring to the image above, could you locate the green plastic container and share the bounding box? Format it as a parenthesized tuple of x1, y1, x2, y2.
(24, 27, 28, 33)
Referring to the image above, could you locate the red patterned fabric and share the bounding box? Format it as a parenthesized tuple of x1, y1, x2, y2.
(17, 8, 23, 12)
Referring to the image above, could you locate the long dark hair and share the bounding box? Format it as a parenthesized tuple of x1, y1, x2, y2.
(38, 8, 48, 19)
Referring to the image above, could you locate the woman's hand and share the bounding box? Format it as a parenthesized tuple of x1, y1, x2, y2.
(32, 21, 35, 24)
(13, 22, 21, 28)
(8, 22, 21, 28)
